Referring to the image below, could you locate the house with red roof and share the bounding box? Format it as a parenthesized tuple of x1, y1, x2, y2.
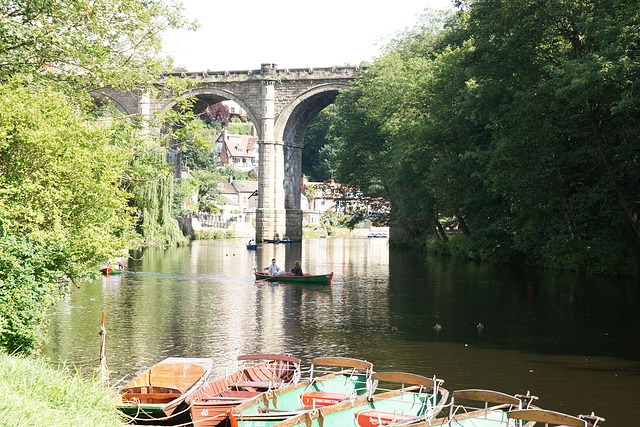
(216, 127, 258, 173)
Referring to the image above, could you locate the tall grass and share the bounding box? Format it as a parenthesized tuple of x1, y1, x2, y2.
(0, 352, 126, 427)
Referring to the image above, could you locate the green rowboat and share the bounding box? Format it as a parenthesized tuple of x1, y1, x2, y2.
(230, 357, 374, 427)
(273, 372, 449, 427)
(390, 389, 539, 427)
(100, 266, 125, 275)
(254, 272, 333, 285)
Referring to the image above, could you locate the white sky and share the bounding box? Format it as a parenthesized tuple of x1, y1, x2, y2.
(162, 0, 454, 72)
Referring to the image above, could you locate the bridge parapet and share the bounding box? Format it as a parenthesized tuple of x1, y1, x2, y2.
(164, 65, 367, 83)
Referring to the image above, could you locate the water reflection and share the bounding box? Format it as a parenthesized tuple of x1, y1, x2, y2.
(44, 238, 639, 424)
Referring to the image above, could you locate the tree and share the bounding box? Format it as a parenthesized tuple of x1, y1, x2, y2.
(302, 106, 338, 181)
(460, 0, 640, 272)
(202, 103, 230, 127)
(0, 0, 196, 353)
(331, 1, 640, 274)
(331, 9, 457, 243)
(0, 0, 196, 92)
(0, 82, 141, 353)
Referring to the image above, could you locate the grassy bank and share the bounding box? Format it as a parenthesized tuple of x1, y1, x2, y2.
(0, 352, 125, 427)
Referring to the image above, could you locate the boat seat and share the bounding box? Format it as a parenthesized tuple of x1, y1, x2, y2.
(354, 410, 417, 427)
(222, 390, 261, 398)
(234, 380, 288, 389)
(119, 386, 182, 405)
(300, 391, 347, 407)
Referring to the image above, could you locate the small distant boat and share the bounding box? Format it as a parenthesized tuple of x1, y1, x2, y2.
(100, 263, 126, 275)
(367, 232, 388, 238)
(274, 372, 449, 427)
(116, 357, 213, 424)
(254, 272, 333, 285)
(262, 239, 291, 244)
(187, 353, 301, 427)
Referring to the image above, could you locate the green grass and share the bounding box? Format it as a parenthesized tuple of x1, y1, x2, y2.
(0, 352, 126, 427)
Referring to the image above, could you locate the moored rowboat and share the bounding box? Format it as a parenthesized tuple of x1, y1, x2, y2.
(390, 388, 539, 427)
(230, 357, 374, 427)
(116, 357, 213, 424)
(273, 372, 449, 427)
(254, 272, 333, 285)
(186, 353, 302, 427)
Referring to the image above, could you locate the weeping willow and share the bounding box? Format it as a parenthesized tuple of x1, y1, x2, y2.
(124, 140, 188, 247)
(139, 174, 187, 247)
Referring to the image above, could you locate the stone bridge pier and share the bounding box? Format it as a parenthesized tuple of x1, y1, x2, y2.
(94, 63, 365, 241)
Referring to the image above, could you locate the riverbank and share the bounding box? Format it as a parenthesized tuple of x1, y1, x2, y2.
(303, 225, 388, 238)
(0, 352, 125, 426)
(394, 229, 640, 278)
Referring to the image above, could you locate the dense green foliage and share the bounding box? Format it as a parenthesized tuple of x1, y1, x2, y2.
(227, 122, 254, 135)
(330, 3, 640, 276)
(302, 106, 339, 181)
(0, 0, 194, 353)
(0, 352, 125, 426)
(0, 0, 194, 92)
(0, 83, 142, 353)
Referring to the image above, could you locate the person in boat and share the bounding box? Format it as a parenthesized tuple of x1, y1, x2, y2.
(267, 259, 285, 276)
(274, 233, 280, 242)
(248, 238, 256, 246)
(282, 235, 290, 242)
(289, 260, 303, 276)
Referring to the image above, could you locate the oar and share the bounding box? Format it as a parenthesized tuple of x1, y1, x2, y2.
(118, 263, 135, 273)
(257, 274, 276, 282)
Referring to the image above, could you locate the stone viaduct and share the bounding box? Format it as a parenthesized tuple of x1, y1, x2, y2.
(96, 63, 366, 241)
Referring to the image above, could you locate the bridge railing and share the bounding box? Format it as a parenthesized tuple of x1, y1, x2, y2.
(164, 66, 368, 82)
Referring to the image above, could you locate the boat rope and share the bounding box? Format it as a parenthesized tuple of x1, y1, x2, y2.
(119, 397, 196, 422)
(121, 407, 229, 427)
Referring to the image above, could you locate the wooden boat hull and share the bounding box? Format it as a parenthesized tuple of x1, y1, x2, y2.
(262, 239, 291, 243)
(398, 389, 540, 427)
(191, 392, 260, 427)
(116, 357, 213, 424)
(246, 244, 257, 250)
(254, 272, 333, 285)
(231, 357, 374, 427)
(188, 354, 302, 427)
(275, 387, 449, 427)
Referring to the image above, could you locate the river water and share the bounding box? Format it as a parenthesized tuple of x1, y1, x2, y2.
(44, 238, 640, 425)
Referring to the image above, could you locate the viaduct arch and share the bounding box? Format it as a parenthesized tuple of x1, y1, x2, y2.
(96, 63, 365, 241)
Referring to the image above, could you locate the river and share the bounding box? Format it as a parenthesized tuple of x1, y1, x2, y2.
(44, 238, 640, 425)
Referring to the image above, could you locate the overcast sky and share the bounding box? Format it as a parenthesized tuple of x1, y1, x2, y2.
(162, 0, 454, 72)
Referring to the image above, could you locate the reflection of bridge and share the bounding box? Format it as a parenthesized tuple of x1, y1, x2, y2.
(97, 63, 365, 241)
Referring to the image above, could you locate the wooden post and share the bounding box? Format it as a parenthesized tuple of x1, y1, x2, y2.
(98, 312, 110, 384)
